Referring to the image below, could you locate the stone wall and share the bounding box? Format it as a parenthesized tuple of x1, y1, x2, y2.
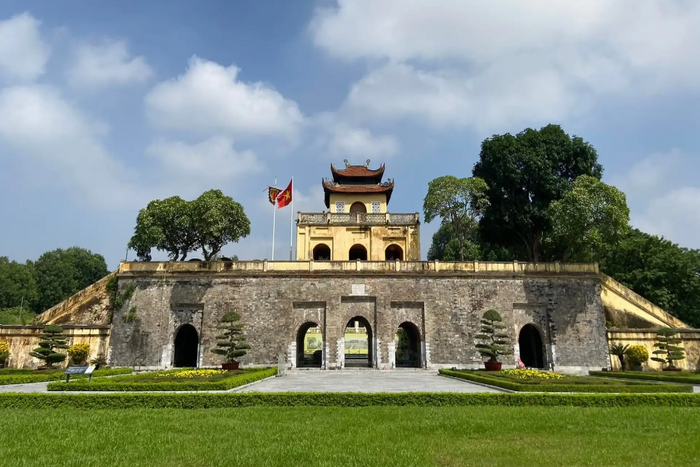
(607, 329, 700, 371)
(0, 325, 110, 369)
(109, 264, 611, 374)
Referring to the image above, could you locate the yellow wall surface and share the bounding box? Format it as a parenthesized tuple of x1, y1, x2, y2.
(296, 224, 420, 261)
(329, 193, 388, 213)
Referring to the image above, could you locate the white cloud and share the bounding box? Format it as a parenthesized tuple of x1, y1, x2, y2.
(312, 1, 700, 129)
(146, 136, 263, 185)
(67, 39, 153, 89)
(145, 56, 304, 138)
(0, 85, 140, 208)
(0, 13, 50, 82)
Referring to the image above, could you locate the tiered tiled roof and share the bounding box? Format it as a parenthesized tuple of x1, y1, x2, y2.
(323, 159, 393, 208)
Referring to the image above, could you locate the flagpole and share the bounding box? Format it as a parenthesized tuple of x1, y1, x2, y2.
(289, 177, 294, 261)
(271, 177, 277, 261)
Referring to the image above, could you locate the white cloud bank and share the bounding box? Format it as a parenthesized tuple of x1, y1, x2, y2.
(67, 39, 153, 89)
(0, 13, 50, 82)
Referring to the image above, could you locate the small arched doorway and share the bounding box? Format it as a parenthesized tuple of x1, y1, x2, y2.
(395, 322, 421, 368)
(349, 244, 368, 261)
(313, 244, 331, 261)
(349, 202, 367, 213)
(385, 244, 404, 261)
(344, 316, 373, 368)
(519, 324, 544, 369)
(297, 322, 323, 368)
(174, 324, 199, 368)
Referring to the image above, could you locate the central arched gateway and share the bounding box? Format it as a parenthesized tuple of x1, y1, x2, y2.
(519, 324, 545, 369)
(344, 316, 373, 368)
(297, 322, 323, 368)
(395, 322, 421, 368)
(174, 324, 199, 368)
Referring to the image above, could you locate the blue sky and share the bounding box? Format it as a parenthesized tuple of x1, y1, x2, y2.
(2, 1, 700, 269)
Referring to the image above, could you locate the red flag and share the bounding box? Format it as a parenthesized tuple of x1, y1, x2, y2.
(276, 179, 292, 208)
(267, 186, 280, 205)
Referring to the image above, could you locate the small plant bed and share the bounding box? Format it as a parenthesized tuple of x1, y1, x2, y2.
(589, 371, 700, 385)
(441, 369, 693, 393)
(0, 368, 132, 385)
(47, 367, 276, 391)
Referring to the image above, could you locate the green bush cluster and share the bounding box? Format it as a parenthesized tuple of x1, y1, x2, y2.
(1, 392, 699, 409)
(0, 368, 132, 386)
(47, 367, 275, 392)
(440, 369, 693, 393)
(589, 371, 700, 385)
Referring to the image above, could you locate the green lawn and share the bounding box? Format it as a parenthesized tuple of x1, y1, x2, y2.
(0, 407, 698, 466)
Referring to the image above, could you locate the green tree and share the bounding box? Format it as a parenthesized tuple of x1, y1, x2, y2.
(33, 248, 110, 313)
(599, 229, 700, 327)
(129, 190, 250, 262)
(473, 124, 602, 262)
(29, 325, 69, 368)
(128, 196, 196, 261)
(191, 190, 251, 261)
(546, 175, 630, 262)
(0, 257, 38, 311)
(423, 176, 489, 261)
(211, 311, 250, 363)
(651, 328, 685, 369)
(475, 309, 513, 363)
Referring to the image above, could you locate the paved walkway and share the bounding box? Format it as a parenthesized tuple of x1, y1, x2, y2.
(236, 370, 502, 393)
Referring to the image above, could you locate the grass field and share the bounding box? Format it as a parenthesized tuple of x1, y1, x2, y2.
(0, 406, 698, 466)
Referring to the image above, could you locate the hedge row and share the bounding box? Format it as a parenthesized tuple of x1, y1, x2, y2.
(1, 392, 700, 409)
(0, 368, 133, 386)
(47, 368, 277, 392)
(440, 370, 694, 393)
(589, 371, 700, 385)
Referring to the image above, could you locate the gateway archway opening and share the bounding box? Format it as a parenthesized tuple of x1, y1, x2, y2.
(297, 322, 323, 368)
(344, 316, 373, 368)
(349, 244, 368, 261)
(395, 322, 421, 368)
(174, 324, 199, 368)
(519, 324, 545, 369)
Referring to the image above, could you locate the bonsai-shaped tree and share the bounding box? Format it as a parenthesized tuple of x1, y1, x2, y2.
(29, 325, 69, 368)
(625, 345, 649, 369)
(0, 341, 9, 367)
(211, 311, 250, 364)
(609, 343, 629, 370)
(651, 328, 685, 369)
(475, 309, 513, 363)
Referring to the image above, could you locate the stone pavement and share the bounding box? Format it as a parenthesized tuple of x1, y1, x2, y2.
(236, 370, 503, 393)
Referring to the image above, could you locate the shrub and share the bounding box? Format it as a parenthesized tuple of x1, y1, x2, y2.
(609, 343, 629, 370)
(625, 345, 649, 366)
(211, 311, 250, 364)
(651, 328, 685, 369)
(67, 343, 90, 365)
(29, 325, 68, 368)
(475, 309, 512, 363)
(0, 341, 9, 365)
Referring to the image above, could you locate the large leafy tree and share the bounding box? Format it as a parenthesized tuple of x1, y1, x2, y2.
(473, 124, 602, 262)
(129, 190, 250, 261)
(33, 248, 109, 313)
(191, 190, 250, 261)
(0, 257, 37, 310)
(423, 176, 489, 261)
(600, 229, 700, 327)
(546, 175, 630, 262)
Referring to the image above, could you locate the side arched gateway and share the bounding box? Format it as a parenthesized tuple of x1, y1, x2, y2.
(174, 324, 199, 368)
(519, 324, 545, 369)
(297, 322, 323, 368)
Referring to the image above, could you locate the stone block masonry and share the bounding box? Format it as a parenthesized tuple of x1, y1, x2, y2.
(108, 261, 611, 374)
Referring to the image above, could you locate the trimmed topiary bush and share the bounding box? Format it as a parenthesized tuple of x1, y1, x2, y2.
(67, 343, 90, 365)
